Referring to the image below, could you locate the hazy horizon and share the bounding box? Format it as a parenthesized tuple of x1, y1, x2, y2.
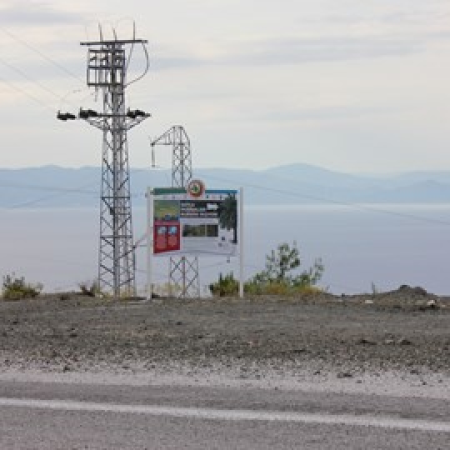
(0, 1, 449, 174)
(2, 161, 450, 177)
(2, 164, 450, 209)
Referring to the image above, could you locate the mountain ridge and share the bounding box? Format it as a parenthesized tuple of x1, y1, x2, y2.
(1, 164, 450, 208)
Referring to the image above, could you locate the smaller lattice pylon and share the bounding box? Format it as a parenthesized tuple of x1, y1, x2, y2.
(150, 125, 200, 298)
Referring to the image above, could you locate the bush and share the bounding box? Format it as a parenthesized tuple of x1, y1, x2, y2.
(209, 242, 324, 297)
(244, 279, 323, 296)
(2, 274, 43, 300)
(78, 279, 100, 297)
(244, 242, 323, 295)
(255, 242, 323, 286)
(209, 272, 239, 297)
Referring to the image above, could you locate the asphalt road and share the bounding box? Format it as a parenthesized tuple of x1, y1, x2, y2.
(0, 380, 449, 449)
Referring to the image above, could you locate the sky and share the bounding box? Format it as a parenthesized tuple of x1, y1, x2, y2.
(0, 0, 450, 173)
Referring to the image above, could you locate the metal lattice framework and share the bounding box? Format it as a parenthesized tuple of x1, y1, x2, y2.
(79, 37, 150, 297)
(151, 126, 200, 298)
(152, 126, 193, 187)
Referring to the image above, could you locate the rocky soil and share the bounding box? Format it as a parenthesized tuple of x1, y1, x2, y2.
(0, 285, 449, 381)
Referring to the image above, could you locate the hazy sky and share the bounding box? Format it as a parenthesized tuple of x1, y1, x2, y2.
(0, 0, 450, 173)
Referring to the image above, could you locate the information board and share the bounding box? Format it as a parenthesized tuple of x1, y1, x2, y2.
(151, 187, 240, 257)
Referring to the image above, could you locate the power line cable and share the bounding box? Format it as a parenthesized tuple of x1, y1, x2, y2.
(0, 56, 81, 108)
(0, 163, 159, 210)
(0, 179, 98, 209)
(0, 180, 96, 194)
(198, 172, 450, 227)
(0, 73, 55, 111)
(0, 29, 92, 112)
(117, 163, 450, 228)
(3, 163, 449, 222)
(0, 27, 85, 85)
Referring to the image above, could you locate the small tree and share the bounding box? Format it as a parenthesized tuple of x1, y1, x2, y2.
(217, 194, 238, 244)
(209, 242, 325, 297)
(248, 241, 324, 292)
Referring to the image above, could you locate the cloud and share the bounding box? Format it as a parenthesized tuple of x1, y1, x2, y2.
(149, 1, 450, 71)
(255, 104, 398, 124)
(0, 1, 79, 26)
(152, 54, 204, 71)
(208, 102, 399, 126)
(228, 36, 421, 66)
(151, 34, 422, 72)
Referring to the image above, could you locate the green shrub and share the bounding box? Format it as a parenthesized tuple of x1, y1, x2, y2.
(209, 272, 239, 297)
(246, 242, 324, 295)
(244, 280, 323, 296)
(210, 242, 324, 297)
(2, 274, 43, 300)
(78, 279, 101, 297)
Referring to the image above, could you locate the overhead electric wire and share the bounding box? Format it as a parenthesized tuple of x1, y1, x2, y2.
(197, 171, 450, 227)
(0, 179, 99, 209)
(0, 54, 89, 113)
(0, 57, 66, 102)
(0, 73, 55, 111)
(0, 27, 90, 113)
(0, 22, 149, 116)
(0, 180, 96, 193)
(145, 164, 450, 228)
(125, 21, 136, 74)
(0, 22, 445, 229)
(126, 42, 150, 88)
(0, 27, 85, 84)
(0, 56, 81, 113)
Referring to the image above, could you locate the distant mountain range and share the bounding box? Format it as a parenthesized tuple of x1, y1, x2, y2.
(1, 164, 450, 208)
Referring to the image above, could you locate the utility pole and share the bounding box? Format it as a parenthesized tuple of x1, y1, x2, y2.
(59, 32, 150, 297)
(151, 126, 200, 298)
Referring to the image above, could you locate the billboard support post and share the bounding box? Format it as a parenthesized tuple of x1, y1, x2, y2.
(146, 187, 154, 300)
(239, 188, 244, 298)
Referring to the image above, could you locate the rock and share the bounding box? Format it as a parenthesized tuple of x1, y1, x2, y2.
(413, 286, 428, 296)
(398, 285, 428, 296)
(337, 371, 353, 379)
(397, 338, 413, 346)
(357, 338, 377, 346)
(426, 299, 439, 309)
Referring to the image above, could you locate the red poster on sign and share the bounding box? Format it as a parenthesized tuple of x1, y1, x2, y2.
(154, 221, 181, 254)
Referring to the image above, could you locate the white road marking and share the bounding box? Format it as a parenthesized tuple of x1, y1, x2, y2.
(0, 397, 449, 433)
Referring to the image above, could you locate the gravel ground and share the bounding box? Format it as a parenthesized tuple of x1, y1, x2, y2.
(0, 285, 449, 385)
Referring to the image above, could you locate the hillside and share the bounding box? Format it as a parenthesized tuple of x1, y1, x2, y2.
(1, 164, 450, 207)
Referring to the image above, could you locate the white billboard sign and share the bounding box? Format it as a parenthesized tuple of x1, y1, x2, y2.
(150, 185, 240, 257)
(146, 182, 244, 298)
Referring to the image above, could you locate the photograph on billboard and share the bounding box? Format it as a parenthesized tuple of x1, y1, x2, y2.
(151, 185, 239, 257)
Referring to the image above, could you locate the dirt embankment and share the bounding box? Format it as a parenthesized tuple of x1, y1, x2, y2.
(0, 285, 449, 378)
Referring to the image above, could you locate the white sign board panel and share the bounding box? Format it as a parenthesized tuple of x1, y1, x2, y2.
(151, 187, 239, 257)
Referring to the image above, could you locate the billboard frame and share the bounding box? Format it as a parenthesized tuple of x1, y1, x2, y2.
(146, 186, 244, 299)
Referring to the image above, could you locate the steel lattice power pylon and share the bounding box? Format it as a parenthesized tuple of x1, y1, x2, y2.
(151, 126, 200, 298)
(78, 35, 150, 297)
(152, 125, 193, 187)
